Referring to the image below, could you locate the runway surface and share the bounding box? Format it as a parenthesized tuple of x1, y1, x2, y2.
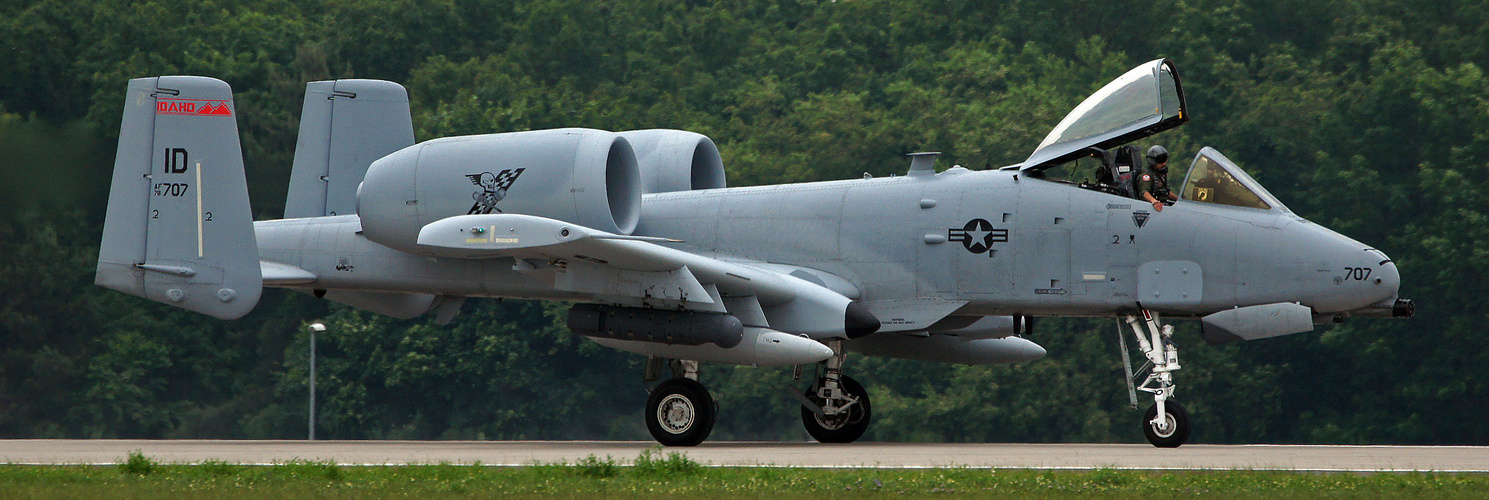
(3, 440, 1488, 471)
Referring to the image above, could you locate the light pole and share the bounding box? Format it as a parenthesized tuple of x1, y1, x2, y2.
(308, 321, 325, 441)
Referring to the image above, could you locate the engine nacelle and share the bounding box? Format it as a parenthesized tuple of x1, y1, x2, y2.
(618, 129, 726, 193)
(357, 128, 641, 253)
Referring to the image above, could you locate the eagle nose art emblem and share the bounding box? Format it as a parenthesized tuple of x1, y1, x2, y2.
(948, 218, 1009, 255)
(466, 168, 526, 214)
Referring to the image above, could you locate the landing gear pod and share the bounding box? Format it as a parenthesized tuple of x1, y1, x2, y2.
(587, 327, 834, 367)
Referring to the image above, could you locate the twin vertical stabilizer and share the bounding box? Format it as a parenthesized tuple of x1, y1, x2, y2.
(95, 76, 262, 319)
(283, 79, 414, 218)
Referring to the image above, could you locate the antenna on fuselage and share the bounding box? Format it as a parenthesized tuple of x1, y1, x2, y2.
(907, 152, 939, 177)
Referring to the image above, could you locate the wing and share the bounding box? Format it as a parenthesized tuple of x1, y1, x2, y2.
(415, 213, 878, 339)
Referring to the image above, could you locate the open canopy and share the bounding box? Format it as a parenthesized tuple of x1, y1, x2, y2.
(1022, 59, 1187, 170)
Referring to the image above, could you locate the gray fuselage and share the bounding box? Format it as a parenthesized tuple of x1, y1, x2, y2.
(257, 166, 1399, 320)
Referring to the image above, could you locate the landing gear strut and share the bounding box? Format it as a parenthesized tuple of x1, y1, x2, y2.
(798, 342, 872, 443)
(1121, 310, 1190, 447)
(645, 359, 716, 446)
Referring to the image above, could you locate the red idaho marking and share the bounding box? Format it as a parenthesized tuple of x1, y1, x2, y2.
(156, 98, 233, 117)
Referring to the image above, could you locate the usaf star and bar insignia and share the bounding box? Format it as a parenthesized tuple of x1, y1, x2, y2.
(948, 218, 1009, 256)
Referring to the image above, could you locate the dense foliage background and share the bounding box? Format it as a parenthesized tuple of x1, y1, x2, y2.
(1, 0, 1485, 444)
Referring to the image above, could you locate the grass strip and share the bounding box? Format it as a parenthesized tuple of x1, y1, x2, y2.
(0, 449, 1484, 499)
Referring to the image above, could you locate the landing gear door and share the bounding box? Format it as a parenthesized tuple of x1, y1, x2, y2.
(1022, 59, 1188, 171)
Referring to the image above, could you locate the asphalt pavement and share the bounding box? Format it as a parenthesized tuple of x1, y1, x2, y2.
(2, 440, 1486, 471)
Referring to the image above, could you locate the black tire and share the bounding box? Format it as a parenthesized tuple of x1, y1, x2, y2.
(645, 378, 715, 447)
(801, 375, 871, 443)
(1142, 401, 1190, 448)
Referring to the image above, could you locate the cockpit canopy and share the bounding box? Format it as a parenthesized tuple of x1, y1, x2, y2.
(1020, 59, 1289, 213)
(1023, 59, 1187, 170)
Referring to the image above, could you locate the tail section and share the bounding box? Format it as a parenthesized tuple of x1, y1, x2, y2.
(280, 79, 434, 318)
(284, 79, 414, 218)
(95, 76, 262, 319)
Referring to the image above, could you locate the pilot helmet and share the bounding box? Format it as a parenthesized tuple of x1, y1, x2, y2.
(1146, 145, 1169, 165)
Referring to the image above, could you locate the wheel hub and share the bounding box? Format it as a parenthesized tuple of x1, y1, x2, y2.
(1150, 412, 1176, 438)
(656, 394, 695, 434)
(813, 411, 849, 430)
(812, 398, 859, 430)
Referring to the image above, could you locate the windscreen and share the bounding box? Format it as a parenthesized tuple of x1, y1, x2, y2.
(1179, 148, 1285, 211)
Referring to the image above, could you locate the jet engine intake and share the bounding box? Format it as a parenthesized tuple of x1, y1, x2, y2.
(568, 303, 744, 348)
(618, 129, 726, 193)
(357, 128, 641, 253)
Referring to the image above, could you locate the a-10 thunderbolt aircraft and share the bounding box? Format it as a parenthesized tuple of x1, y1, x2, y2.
(96, 59, 1412, 447)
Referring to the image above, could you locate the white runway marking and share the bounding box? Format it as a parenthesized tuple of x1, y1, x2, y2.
(2, 440, 1486, 472)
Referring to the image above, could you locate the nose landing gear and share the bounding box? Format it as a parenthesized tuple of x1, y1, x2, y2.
(1143, 399, 1189, 447)
(1121, 310, 1190, 447)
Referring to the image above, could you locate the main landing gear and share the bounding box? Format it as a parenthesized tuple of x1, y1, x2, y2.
(641, 342, 875, 447)
(1120, 310, 1190, 447)
(645, 359, 716, 446)
(797, 342, 872, 443)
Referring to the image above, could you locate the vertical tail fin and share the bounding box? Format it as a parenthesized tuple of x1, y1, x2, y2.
(283, 79, 414, 218)
(95, 76, 262, 319)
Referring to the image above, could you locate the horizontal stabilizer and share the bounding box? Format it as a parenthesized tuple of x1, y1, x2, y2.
(261, 260, 317, 286)
(95, 76, 261, 319)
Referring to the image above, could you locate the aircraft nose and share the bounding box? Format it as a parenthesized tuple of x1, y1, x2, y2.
(1370, 253, 1415, 317)
(1296, 223, 1401, 313)
(1335, 243, 1401, 311)
(1359, 247, 1401, 301)
(1376, 256, 1401, 297)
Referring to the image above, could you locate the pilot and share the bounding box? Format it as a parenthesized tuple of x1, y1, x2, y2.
(1136, 145, 1178, 211)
